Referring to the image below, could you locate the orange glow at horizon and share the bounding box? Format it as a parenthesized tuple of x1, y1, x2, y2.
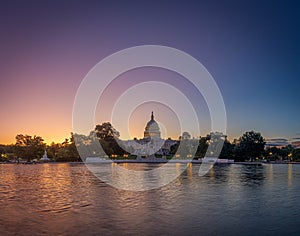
(1, 129, 73, 145)
(0, 105, 74, 145)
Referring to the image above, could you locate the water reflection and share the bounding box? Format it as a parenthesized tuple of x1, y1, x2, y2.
(88, 162, 188, 191)
(0, 163, 299, 236)
(268, 163, 274, 184)
(0, 165, 17, 203)
(186, 163, 193, 178)
(239, 165, 265, 186)
(37, 164, 73, 213)
(288, 164, 293, 186)
(209, 165, 215, 180)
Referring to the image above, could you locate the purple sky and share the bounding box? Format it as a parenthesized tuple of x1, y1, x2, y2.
(0, 0, 299, 144)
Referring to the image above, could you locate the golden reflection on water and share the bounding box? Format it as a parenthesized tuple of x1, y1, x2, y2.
(268, 164, 274, 184)
(0, 165, 17, 201)
(0, 164, 76, 228)
(121, 162, 129, 168)
(1, 163, 300, 236)
(187, 163, 193, 177)
(209, 165, 215, 180)
(104, 162, 197, 190)
(288, 164, 293, 186)
(37, 164, 73, 213)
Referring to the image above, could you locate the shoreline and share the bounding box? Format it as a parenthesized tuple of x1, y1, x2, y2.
(1, 160, 300, 165)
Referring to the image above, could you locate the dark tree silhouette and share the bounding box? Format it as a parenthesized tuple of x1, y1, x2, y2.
(237, 131, 265, 161)
(94, 123, 127, 157)
(14, 134, 45, 161)
(95, 122, 120, 141)
(219, 139, 235, 159)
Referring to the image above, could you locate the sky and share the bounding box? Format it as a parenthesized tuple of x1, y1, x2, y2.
(0, 0, 299, 144)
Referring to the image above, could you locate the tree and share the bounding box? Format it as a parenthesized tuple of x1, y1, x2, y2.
(237, 131, 265, 161)
(47, 142, 59, 159)
(14, 134, 45, 161)
(0, 145, 7, 162)
(292, 149, 300, 161)
(170, 142, 179, 156)
(219, 139, 235, 159)
(54, 133, 80, 162)
(265, 146, 282, 161)
(68, 132, 80, 159)
(206, 132, 226, 157)
(195, 133, 227, 159)
(94, 123, 127, 157)
(95, 122, 120, 141)
(176, 139, 198, 159)
(281, 145, 294, 160)
(195, 136, 209, 159)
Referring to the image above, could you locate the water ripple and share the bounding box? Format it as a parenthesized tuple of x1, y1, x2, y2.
(0, 163, 300, 236)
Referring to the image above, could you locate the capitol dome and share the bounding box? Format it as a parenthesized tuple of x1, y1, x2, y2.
(144, 112, 161, 138)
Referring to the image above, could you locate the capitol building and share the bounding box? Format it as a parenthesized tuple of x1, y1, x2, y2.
(144, 112, 161, 138)
(122, 112, 177, 158)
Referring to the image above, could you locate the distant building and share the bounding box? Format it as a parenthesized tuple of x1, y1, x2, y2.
(180, 132, 191, 140)
(144, 112, 161, 138)
(122, 112, 177, 157)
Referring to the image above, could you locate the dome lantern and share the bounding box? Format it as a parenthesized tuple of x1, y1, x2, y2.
(144, 112, 161, 138)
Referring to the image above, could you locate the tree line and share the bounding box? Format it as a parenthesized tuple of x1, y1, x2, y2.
(0, 134, 80, 162)
(0, 123, 299, 162)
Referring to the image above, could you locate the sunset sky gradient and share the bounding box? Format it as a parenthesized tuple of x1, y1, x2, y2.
(0, 0, 299, 144)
